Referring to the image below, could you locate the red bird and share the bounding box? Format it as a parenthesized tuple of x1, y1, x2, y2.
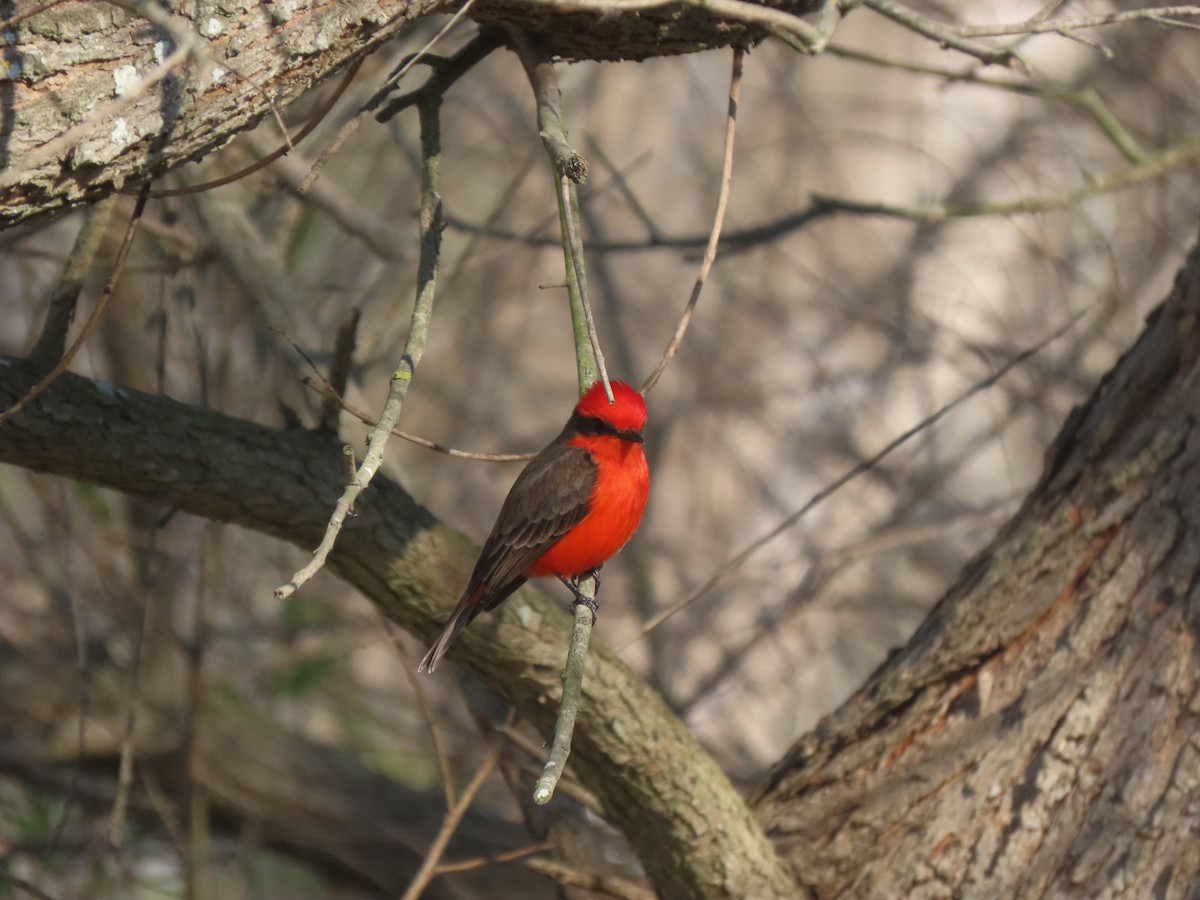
(419, 380, 649, 673)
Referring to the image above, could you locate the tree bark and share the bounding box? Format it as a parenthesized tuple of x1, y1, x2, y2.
(753, 231, 1200, 898)
(0, 357, 802, 899)
(0, 0, 818, 229)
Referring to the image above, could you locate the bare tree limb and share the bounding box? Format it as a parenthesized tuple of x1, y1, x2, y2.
(275, 96, 443, 600)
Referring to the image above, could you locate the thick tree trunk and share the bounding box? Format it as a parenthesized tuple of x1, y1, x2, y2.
(0, 0, 818, 229)
(753, 231, 1200, 897)
(0, 356, 802, 899)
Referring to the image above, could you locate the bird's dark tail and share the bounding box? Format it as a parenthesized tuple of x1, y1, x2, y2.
(418, 585, 485, 674)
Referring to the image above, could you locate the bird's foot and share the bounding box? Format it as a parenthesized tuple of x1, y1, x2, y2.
(560, 568, 602, 615)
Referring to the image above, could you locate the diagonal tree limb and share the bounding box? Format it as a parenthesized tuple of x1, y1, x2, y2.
(0, 354, 803, 899)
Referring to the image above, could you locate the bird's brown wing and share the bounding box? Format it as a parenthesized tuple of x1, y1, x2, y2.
(418, 433, 596, 673)
(469, 436, 597, 609)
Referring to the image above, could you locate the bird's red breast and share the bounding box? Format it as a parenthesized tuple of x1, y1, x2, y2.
(527, 428, 649, 577)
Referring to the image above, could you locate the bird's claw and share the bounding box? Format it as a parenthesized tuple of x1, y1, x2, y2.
(562, 568, 602, 615)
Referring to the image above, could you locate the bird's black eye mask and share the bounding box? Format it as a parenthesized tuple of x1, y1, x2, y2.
(569, 412, 645, 443)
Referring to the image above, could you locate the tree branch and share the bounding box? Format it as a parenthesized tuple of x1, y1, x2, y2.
(0, 356, 802, 899)
(275, 96, 443, 600)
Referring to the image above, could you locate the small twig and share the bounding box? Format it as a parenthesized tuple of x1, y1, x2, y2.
(585, 139, 664, 243)
(511, 30, 611, 397)
(525, 857, 656, 900)
(434, 840, 553, 875)
(533, 598, 595, 805)
(824, 46, 1148, 164)
(511, 31, 589, 184)
(954, 5, 1200, 37)
(384, 619, 458, 811)
(495, 721, 606, 814)
(28, 197, 118, 370)
(400, 736, 505, 900)
(446, 195, 831, 256)
(320, 308, 361, 432)
(0, 187, 150, 427)
(367, 0, 484, 112)
(559, 176, 613, 401)
(810, 133, 1200, 223)
(274, 97, 443, 601)
(389, 619, 459, 809)
(642, 46, 743, 395)
(257, 141, 404, 257)
(301, 377, 535, 461)
(618, 310, 1087, 649)
(862, 0, 1029, 69)
(768, 1, 842, 55)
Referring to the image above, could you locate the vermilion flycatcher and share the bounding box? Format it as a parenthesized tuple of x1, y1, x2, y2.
(419, 380, 649, 673)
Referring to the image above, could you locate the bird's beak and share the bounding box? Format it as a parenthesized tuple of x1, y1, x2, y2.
(619, 430, 645, 444)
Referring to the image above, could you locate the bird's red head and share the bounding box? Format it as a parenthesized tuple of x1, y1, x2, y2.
(574, 380, 647, 434)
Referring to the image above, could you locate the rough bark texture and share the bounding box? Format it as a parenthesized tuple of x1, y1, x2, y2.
(753, 233, 1200, 898)
(0, 0, 442, 228)
(0, 356, 803, 899)
(0, 0, 819, 230)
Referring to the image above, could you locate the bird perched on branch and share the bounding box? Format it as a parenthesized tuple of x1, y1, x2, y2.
(419, 380, 649, 673)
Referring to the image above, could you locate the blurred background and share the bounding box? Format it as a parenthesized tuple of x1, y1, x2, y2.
(1, 1, 1198, 896)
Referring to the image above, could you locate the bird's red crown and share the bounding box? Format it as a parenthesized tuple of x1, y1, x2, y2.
(574, 380, 647, 432)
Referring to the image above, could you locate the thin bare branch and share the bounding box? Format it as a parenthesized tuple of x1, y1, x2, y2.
(824, 46, 1148, 164)
(388, 620, 459, 809)
(861, 0, 1029, 69)
(526, 857, 656, 900)
(618, 310, 1086, 649)
(274, 97, 443, 601)
(511, 31, 589, 184)
(434, 840, 553, 875)
(642, 46, 743, 395)
(812, 133, 1200, 223)
(533, 600, 595, 805)
(954, 5, 1200, 38)
(301, 377, 535, 461)
(400, 737, 505, 900)
(559, 176, 614, 401)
